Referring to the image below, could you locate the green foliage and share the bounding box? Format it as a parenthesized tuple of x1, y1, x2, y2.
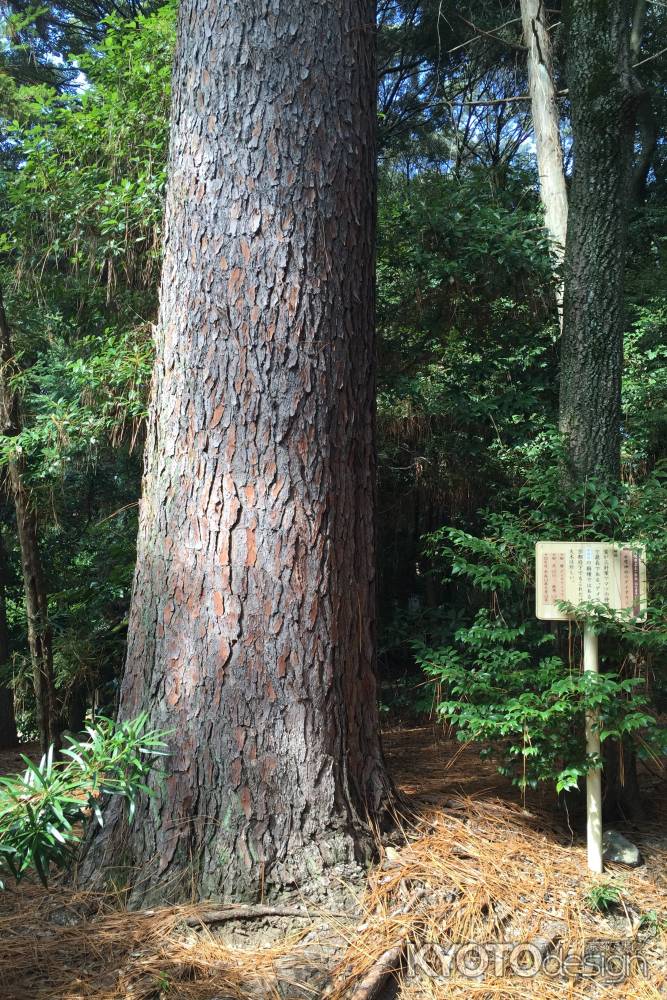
(0, 3, 175, 730)
(415, 446, 667, 792)
(585, 882, 623, 914)
(638, 909, 667, 935)
(0, 0, 664, 810)
(375, 155, 667, 782)
(0, 0, 175, 453)
(377, 169, 556, 432)
(375, 164, 559, 635)
(1, 1, 175, 333)
(0, 0, 154, 93)
(0, 327, 153, 475)
(623, 299, 667, 471)
(0, 714, 168, 886)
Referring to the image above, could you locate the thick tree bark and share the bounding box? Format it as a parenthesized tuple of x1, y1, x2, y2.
(0, 529, 18, 749)
(560, 1, 645, 819)
(0, 289, 58, 753)
(80, 0, 392, 904)
(520, 0, 568, 278)
(559, 0, 637, 483)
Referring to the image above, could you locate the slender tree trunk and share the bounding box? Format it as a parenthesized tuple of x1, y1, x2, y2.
(0, 529, 18, 749)
(630, 0, 657, 204)
(80, 0, 392, 904)
(630, 0, 646, 62)
(559, 0, 637, 483)
(9, 464, 59, 752)
(520, 0, 568, 313)
(0, 289, 58, 753)
(602, 733, 644, 822)
(66, 683, 87, 735)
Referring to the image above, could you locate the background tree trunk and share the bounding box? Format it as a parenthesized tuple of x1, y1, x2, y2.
(520, 0, 568, 308)
(0, 529, 18, 749)
(560, 0, 644, 819)
(559, 0, 637, 482)
(80, 0, 392, 904)
(8, 465, 59, 752)
(0, 289, 58, 753)
(629, 0, 657, 204)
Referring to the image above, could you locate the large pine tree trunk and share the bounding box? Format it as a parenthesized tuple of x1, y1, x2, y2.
(559, 0, 637, 482)
(0, 289, 58, 753)
(80, 0, 392, 904)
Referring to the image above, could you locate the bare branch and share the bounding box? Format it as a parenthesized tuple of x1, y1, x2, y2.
(446, 15, 523, 55)
(457, 90, 568, 107)
(634, 44, 667, 67)
(452, 13, 527, 53)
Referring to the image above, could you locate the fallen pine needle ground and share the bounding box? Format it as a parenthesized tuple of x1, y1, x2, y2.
(0, 727, 664, 999)
(328, 726, 667, 999)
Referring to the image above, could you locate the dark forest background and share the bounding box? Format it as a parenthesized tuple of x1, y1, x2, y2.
(1, 0, 666, 802)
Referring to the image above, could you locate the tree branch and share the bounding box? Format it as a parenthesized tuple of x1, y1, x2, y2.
(453, 13, 527, 53)
(446, 15, 523, 55)
(185, 904, 350, 927)
(633, 44, 667, 68)
(457, 90, 568, 107)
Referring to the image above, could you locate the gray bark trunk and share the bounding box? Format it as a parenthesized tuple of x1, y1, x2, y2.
(79, 0, 392, 904)
(559, 0, 637, 482)
(561, 1, 645, 819)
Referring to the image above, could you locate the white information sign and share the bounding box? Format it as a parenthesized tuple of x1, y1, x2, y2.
(535, 540, 648, 874)
(535, 541, 647, 622)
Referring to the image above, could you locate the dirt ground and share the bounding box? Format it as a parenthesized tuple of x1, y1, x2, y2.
(0, 726, 664, 999)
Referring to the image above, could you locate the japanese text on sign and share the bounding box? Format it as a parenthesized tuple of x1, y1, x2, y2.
(535, 542, 647, 621)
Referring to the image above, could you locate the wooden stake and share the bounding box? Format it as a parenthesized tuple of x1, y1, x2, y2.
(584, 623, 603, 874)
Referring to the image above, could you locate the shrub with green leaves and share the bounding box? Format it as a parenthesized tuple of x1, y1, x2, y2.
(415, 441, 667, 794)
(0, 713, 168, 886)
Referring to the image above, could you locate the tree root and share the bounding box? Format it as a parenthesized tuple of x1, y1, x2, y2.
(185, 904, 350, 927)
(348, 941, 405, 999)
(344, 885, 427, 999)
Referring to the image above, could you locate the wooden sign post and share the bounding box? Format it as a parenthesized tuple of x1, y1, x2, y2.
(535, 542, 647, 874)
(583, 623, 602, 873)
